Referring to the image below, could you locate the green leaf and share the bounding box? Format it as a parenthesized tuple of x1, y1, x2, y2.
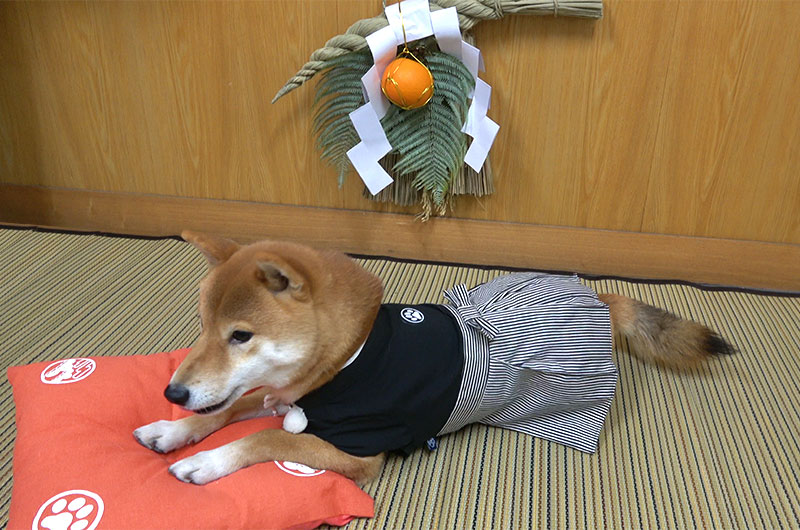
(380, 51, 474, 206)
(312, 49, 372, 185)
(311, 46, 476, 202)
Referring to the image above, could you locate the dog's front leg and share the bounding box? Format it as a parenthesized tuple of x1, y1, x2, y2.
(168, 429, 385, 486)
(134, 388, 273, 453)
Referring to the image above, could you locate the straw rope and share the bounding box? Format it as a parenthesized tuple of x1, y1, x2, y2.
(272, 0, 602, 103)
(2, 228, 798, 529)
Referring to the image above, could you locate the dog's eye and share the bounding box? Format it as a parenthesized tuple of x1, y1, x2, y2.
(230, 330, 253, 344)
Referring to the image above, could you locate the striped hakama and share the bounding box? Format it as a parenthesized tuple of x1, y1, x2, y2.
(438, 273, 618, 453)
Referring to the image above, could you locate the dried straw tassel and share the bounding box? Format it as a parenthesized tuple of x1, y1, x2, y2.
(450, 154, 494, 197)
(364, 147, 494, 215)
(366, 153, 420, 207)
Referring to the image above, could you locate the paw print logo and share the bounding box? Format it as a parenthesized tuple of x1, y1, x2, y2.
(40, 359, 96, 385)
(274, 461, 326, 477)
(400, 307, 425, 324)
(32, 490, 104, 530)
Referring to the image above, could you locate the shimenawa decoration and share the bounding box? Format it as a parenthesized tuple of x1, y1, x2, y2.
(274, 0, 602, 218)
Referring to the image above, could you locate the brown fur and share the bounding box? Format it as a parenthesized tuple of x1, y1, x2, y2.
(599, 293, 735, 369)
(175, 231, 384, 403)
(141, 387, 384, 485)
(134, 231, 385, 485)
(134, 233, 732, 486)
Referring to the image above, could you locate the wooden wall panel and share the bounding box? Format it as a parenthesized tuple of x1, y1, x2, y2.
(3, 184, 798, 291)
(640, 0, 800, 243)
(1, 1, 799, 244)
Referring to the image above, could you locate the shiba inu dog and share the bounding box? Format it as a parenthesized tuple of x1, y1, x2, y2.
(134, 231, 733, 486)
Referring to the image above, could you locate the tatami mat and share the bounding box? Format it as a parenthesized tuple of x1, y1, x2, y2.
(1, 227, 798, 529)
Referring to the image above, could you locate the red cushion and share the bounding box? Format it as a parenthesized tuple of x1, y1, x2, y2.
(7, 349, 374, 529)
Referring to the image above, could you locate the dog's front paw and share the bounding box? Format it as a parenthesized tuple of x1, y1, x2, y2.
(133, 419, 195, 454)
(168, 448, 236, 485)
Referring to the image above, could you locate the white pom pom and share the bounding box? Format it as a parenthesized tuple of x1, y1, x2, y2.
(282, 405, 308, 434)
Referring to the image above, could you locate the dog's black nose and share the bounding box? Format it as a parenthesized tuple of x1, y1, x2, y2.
(164, 383, 190, 405)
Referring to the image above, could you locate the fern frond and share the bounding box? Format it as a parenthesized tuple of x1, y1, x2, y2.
(316, 118, 356, 151)
(381, 51, 475, 206)
(313, 48, 372, 185)
(312, 44, 475, 204)
(313, 97, 363, 133)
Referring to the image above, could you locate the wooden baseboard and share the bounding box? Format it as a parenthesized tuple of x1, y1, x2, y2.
(1, 184, 797, 291)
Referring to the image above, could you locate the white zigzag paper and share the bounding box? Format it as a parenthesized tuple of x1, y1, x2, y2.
(347, 0, 499, 195)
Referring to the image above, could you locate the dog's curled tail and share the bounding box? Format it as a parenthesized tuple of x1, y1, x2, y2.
(598, 293, 735, 369)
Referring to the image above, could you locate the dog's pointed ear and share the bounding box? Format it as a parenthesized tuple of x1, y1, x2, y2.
(182, 230, 240, 267)
(257, 260, 309, 301)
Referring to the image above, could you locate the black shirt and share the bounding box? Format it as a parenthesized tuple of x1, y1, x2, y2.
(296, 304, 464, 456)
